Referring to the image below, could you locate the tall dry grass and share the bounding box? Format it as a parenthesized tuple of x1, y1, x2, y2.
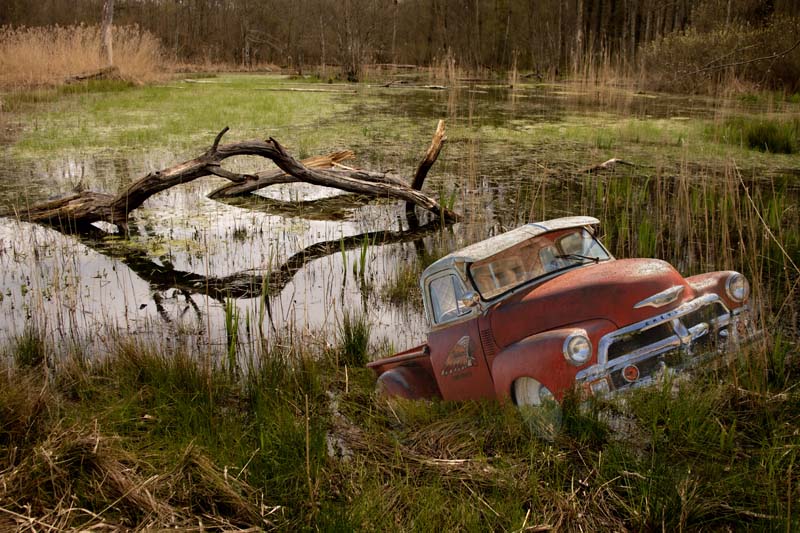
(0, 24, 166, 89)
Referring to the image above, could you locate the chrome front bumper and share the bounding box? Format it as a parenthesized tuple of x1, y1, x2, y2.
(576, 294, 758, 396)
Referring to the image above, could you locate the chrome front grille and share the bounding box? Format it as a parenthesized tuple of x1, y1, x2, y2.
(576, 294, 756, 393)
(681, 302, 729, 330)
(600, 294, 730, 366)
(606, 323, 675, 361)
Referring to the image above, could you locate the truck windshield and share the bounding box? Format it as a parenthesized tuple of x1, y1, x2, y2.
(468, 228, 610, 300)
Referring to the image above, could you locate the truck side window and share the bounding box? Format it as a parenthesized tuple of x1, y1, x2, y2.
(558, 229, 610, 259)
(429, 274, 469, 324)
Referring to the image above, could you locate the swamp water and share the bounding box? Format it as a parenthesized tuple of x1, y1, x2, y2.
(0, 75, 797, 358)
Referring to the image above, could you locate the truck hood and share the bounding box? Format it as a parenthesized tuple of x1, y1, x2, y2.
(490, 258, 694, 348)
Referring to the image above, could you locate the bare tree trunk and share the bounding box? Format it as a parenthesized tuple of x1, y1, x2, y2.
(575, 0, 585, 70)
(406, 119, 446, 216)
(100, 0, 114, 65)
(558, 0, 564, 70)
(392, 0, 398, 65)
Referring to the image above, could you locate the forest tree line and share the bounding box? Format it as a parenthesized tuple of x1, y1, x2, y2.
(2, 0, 799, 90)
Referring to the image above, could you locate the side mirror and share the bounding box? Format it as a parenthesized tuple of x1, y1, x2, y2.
(460, 291, 480, 308)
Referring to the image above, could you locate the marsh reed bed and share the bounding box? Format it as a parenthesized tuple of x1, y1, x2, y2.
(0, 25, 166, 90)
(1, 74, 799, 530)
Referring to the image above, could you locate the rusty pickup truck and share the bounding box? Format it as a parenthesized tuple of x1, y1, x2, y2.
(367, 216, 755, 426)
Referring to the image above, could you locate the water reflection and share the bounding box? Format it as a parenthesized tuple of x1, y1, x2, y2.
(0, 198, 446, 353)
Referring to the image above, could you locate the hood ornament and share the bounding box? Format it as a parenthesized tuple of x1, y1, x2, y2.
(633, 285, 684, 309)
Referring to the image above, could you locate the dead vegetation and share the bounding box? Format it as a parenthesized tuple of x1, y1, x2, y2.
(0, 359, 279, 531)
(0, 25, 166, 89)
(0, 427, 280, 531)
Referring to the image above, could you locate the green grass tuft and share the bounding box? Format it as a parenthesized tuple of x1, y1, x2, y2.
(338, 311, 372, 367)
(716, 116, 799, 154)
(13, 327, 47, 368)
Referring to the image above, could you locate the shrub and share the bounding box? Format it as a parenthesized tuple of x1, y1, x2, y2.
(640, 16, 800, 94)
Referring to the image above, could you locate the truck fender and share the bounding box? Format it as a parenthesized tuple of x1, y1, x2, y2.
(685, 270, 744, 310)
(376, 365, 442, 400)
(491, 319, 616, 403)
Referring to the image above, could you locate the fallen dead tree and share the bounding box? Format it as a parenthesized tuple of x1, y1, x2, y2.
(7, 121, 456, 233)
(64, 65, 120, 84)
(207, 150, 355, 198)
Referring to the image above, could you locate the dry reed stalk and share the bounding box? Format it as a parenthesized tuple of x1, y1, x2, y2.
(0, 25, 165, 89)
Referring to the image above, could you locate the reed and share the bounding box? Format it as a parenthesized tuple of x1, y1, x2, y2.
(0, 24, 167, 89)
(715, 117, 800, 154)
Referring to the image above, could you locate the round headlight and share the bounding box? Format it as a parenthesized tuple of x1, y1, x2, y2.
(563, 332, 592, 366)
(725, 273, 750, 302)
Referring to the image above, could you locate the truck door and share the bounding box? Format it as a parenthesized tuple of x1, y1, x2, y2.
(425, 272, 495, 400)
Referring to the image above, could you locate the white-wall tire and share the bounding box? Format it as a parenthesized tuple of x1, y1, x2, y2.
(513, 377, 562, 439)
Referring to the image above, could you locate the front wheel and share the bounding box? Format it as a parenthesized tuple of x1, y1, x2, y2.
(513, 377, 562, 440)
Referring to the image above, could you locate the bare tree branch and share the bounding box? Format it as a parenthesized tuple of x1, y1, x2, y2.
(685, 37, 800, 76)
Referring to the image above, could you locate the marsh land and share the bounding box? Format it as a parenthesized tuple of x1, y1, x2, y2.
(1, 73, 799, 530)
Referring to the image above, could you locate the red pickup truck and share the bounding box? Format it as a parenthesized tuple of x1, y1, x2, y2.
(368, 216, 755, 428)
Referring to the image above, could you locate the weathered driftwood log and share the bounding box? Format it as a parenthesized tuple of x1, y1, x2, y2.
(207, 151, 415, 199)
(578, 158, 635, 173)
(210, 120, 447, 205)
(9, 125, 458, 232)
(64, 65, 120, 84)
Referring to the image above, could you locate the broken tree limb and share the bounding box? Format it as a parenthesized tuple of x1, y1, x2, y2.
(263, 137, 459, 221)
(223, 193, 379, 221)
(208, 150, 355, 198)
(7, 125, 458, 232)
(406, 119, 447, 217)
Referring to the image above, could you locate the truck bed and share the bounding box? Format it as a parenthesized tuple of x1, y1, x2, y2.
(366, 344, 441, 399)
(366, 344, 431, 375)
